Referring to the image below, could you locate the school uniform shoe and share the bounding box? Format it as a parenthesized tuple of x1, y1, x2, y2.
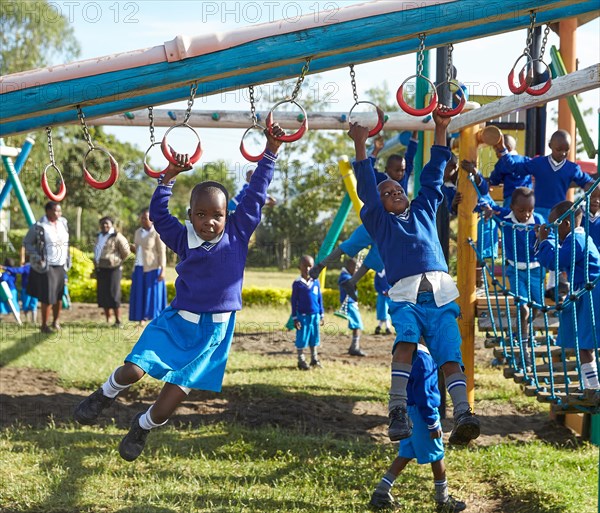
(374, 326, 382, 335)
(73, 388, 116, 425)
(369, 489, 396, 509)
(385, 328, 392, 335)
(298, 359, 310, 371)
(119, 412, 150, 462)
(341, 280, 358, 301)
(310, 359, 322, 368)
(436, 495, 467, 512)
(348, 347, 367, 357)
(448, 408, 480, 445)
(388, 405, 412, 441)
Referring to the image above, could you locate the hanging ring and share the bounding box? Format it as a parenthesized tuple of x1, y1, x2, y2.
(240, 124, 267, 162)
(41, 163, 66, 202)
(525, 59, 552, 96)
(82, 146, 119, 190)
(160, 123, 202, 165)
(265, 99, 308, 143)
(507, 53, 533, 95)
(143, 142, 169, 179)
(434, 80, 468, 117)
(348, 101, 385, 137)
(396, 74, 438, 117)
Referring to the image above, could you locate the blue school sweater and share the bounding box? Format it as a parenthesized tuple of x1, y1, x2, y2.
(291, 277, 323, 318)
(536, 227, 600, 290)
(373, 138, 418, 192)
(583, 214, 600, 249)
(339, 268, 358, 304)
(374, 270, 391, 295)
(150, 151, 276, 313)
(227, 183, 249, 211)
(499, 154, 592, 209)
(489, 154, 532, 200)
(408, 346, 441, 432)
(355, 145, 451, 284)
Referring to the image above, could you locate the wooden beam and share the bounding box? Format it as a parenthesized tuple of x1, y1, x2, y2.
(1, 0, 598, 137)
(447, 64, 600, 132)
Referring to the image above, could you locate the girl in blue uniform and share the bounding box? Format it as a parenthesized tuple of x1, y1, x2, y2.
(74, 124, 287, 461)
(339, 258, 365, 356)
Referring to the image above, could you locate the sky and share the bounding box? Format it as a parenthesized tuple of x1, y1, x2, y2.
(46, 0, 600, 183)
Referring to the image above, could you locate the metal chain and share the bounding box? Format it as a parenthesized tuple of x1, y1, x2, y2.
(45, 127, 56, 166)
(446, 43, 454, 82)
(417, 33, 426, 76)
(148, 106, 155, 145)
(539, 24, 551, 59)
(183, 82, 198, 124)
(289, 57, 311, 101)
(524, 11, 536, 55)
(349, 64, 359, 103)
(77, 106, 94, 150)
(248, 86, 257, 125)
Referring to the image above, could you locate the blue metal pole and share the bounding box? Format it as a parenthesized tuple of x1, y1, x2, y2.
(0, 137, 34, 210)
(0, 139, 36, 226)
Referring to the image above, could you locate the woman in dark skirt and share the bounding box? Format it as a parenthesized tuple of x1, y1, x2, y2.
(22, 201, 70, 333)
(129, 208, 167, 324)
(94, 217, 131, 327)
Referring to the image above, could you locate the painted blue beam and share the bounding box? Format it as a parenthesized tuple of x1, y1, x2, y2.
(1, 0, 597, 136)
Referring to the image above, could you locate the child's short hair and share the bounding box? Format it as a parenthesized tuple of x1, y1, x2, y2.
(139, 207, 150, 216)
(549, 129, 570, 146)
(511, 187, 534, 204)
(503, 134, 517, 152)
(190, 181, 230, 206)
(551, 200, 582, 225)
(386, 154, 404, 166)
(99, 216, 114, 225)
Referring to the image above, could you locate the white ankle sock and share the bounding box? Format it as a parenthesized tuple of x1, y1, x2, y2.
(138, 406, 168, 430)
(101, 368, 131, 398)
(581, 361, 599, 389)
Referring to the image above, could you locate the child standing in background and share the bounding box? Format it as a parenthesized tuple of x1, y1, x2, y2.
(339, 258, 365, 357)
(370, 344, 466, 512)
(489, 134, 532, 208)
(374, 269, 392, 335)
(291, 255, 324, 370)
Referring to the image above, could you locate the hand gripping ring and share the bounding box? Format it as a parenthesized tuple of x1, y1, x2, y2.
(83, 146, 119, 190)
(525, 59, 552, 96)
(240, 124, 266, 162)
(396, 74, 438, 117)
(265, 99, 308, 143)
(507, 53, 533, 95)
(160, 123, 203, 165)
(143, 142, 169, 179)
(348, 101, 385, 137)
(434, 80, 468, 117)
(41, 163, 66, 202)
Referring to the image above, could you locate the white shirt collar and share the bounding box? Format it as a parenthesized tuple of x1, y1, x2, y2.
(443, 181, 456, 189)
(185, 221, 224, 249)
(503, 211, 536, 225)
(296, 275, 313, 286)
(548, 155, 566, 172)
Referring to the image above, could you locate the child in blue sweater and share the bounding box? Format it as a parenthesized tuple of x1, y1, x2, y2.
(0, 258, 22, 315)
(489, 134, 532, 208)
(536, 201, 600, 392)
(291, 255, 324, 370)
(309, 133, 418, 299)
(370, 345, 466, 512)
(339, 258, 365, 356)
(584, 185, 600, 248)
(350, 106, 480, 446)
(374, 269, 392, 335)
(74, 124, 287, 461)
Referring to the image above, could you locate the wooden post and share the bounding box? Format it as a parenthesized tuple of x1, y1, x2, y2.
(558, 18, 577, 201)
(457, 125, 480, 407)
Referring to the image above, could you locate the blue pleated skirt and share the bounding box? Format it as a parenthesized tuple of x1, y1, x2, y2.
(129, 266, 167, 321)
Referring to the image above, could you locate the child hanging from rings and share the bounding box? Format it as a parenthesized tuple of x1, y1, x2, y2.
(74, 124, 287, 461)
(349, 106, 480, 446)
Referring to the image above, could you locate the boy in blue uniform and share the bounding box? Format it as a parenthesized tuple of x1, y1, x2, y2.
(339, 258, 365, 356)
(374, 269, 392, 335)
(350, 106, 480, 445)
(489, 134, 532, 208)
(370, 344, 466, 512)
(228, 168, 276, 212)
(291, 255, 324, 370)
(309, 133, 418, 299)
(536, 200, 600, 393)
(74, 124, 287, 461)
(584, 185, 600, 248)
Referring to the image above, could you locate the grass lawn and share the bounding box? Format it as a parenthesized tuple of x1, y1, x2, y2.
(0, 310, 597, 513)
(163, 266, 300, 290)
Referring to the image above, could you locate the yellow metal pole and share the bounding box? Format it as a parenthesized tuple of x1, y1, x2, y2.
(457, 125, 480, 408)
(338, 156, 363, 218)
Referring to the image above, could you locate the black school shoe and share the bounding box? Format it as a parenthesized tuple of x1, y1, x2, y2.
(437, 495, 467, 512)
(74, 388, 115, 425)
(119, 412, 150, 462)
(388, 405, 412, 441)
(369, 489, 396, 509)
(448, 408, 480, 445)
(298, 359, 310, 371)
